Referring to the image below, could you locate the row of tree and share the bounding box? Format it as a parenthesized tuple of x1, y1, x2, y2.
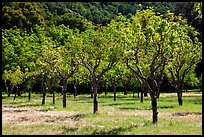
(2, 6, 202, 123)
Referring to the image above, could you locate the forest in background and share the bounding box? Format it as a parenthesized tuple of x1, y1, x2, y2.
(2, 2, 202, 34)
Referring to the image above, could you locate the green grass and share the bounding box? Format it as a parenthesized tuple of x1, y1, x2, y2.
(2, 91, 202, 135)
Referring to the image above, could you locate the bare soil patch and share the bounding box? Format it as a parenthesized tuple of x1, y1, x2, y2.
(160, 93, 202, 97)
(172, 112, 202, 116)
(2, 106, 86, 127)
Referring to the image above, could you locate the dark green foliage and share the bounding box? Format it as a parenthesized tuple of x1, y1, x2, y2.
(44, 2, 176, 26)
(56, 13, 94, 31)
(174, 2, 202, 41)
(2, 2, 47, 30)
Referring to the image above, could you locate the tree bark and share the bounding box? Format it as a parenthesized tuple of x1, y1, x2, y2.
(63, 80, 67, 108)
(140, 89, 143, 103)
(144, 86, 148, 97)
(113, 84, 116, 101)
(28, 82, 34, 102)
(156, 91, 160, 98)
(28, 88, 31, 101)
(132, 89, 134, 98)
(177, 90, 183, 106)
(8, 89, 10, 97)
(152, 96, 158, 123)
(90, 82, 93, 98)
(53, 91, 55, 104)
(93, 82, 98, 114)
(42, 86, 46, 105)
(156, 84, 161, 98)
(5, 82, 10, 97)
(124, 86, 127, 95)
(63, 90, 66, 108)
(17, 89, 21, 96)
(73, 82, 77, 98)
(13, 86, 18, 100)
(104, 80, 107, 96)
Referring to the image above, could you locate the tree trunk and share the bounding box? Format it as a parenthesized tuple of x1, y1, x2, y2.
(42, 86, 46, 105)
(8, 89, 10, 97)
(132, 89, 134, 98)
(140, 89, 143, 103)
(73, 82, 77, 98)
(93, 82, 98, 114)
(156, 85, 161, 98)
(5, 82, 10, 97)
(13, 86, 18, 100)
(53, 91, 55, 104)
(27, 85, 33, 102)
(124, 88, 127, 95)
(63, 90, 66, 108)
(14, 93, 17, 100)
(28, 82, 34, 102)
(138, 85, 145, 102)
(144, 87, 147, 97)
(28, 88, 31, 102)
(104, 81, 107, 96)
(17, 89, 21, 96)
(61, 86, 63, 95)
(177, 90, 183, 106)
(90, 83, 93, 98)
(62, 80, 67, 108)
(113, 84, 116, 101)
(152, 96, 158, 123)
(156, 92, 160, 98)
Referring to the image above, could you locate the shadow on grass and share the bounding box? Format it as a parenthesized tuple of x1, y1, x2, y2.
(61, 126, 78, 134)
(102, 103, 123, 106)
(119, 106, 151, 110)
(2, 95, 28, 99)
(91, 126, 132, 135)
(158, 98, 175, 102)
(172, 111, 202, 116)
(90, 122, 152, 135)
(19, 103, 43, 107)
(102, 102, 136, 106)
(158, 105, 175, 109)
(99, 95, 130, 99)
(119, 105, 175, 110)
(3, 109, 28, 112)
(69, 113, 88, 121)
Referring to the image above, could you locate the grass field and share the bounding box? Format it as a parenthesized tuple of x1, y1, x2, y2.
(2, 90, 202, 135)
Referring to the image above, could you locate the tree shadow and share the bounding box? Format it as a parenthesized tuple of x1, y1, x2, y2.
(3, 109, 28, 112)
(90, 124, 139, 135)
(68, 113, 88, 121)
(172, 111, 202, 116)
(119, 105, 175, 110)
(19, 103, 43, 107)
(158, 99, 175, 102)
(61, 126, 78, 134)
(102, 102, 136, 107)
(158, 105, 175, 109)
(102, 103, 123, 106)
(119, 106, 151, 110)
(99, 95, 129, 99)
